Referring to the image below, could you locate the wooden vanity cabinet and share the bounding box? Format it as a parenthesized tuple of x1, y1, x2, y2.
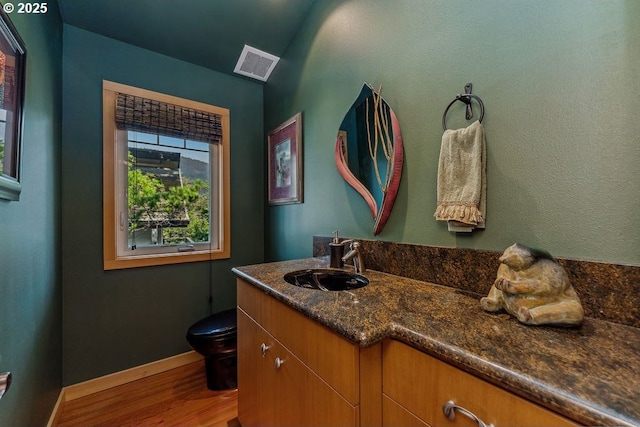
(237, 279, 365, 427)
(382, 339, 579, 427)
(237, 278, 579, 427)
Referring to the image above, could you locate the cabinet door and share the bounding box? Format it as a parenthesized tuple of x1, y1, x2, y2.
(383, 340, 578, 427)
(307, 366, 359, 427)
(271, 340, 310, 426)
(270, 293, 360, 405)
(383, 394, 430, 427)
(237, 279, 360, 406)
(272, 338, 357, 427)
(238, 308, 357, 427)
(237, 309, 275, 426)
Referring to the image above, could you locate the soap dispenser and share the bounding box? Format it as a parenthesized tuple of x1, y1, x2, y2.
(329, 230, 344, 268)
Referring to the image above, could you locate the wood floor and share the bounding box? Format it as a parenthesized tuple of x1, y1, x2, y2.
(56, 361, 239, 427)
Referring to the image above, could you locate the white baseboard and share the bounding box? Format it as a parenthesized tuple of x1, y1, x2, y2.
(47, 351, 203, 427)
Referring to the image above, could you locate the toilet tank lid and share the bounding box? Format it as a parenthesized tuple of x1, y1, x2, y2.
(188, 308, 237, 336)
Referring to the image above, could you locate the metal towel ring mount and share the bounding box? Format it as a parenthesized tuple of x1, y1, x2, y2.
(442, 93, 485, 131)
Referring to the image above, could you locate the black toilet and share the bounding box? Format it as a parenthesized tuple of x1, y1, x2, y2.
(186, 308, 237, 390)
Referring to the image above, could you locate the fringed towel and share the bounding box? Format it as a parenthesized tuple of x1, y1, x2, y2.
(434, 120, 486, 229)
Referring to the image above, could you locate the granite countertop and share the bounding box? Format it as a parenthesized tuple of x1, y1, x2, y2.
(232, 257, 640, 427)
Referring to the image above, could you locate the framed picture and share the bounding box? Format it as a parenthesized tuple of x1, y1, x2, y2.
(0, 7, 26, 201)
(268, 112, 303, 205)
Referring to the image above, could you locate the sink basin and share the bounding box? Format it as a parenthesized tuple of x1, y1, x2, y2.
(284, 269, 369, 291)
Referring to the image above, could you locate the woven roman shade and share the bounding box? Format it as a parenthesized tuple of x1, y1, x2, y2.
(115, 93, 222, 144)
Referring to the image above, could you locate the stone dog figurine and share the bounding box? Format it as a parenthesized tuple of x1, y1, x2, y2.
(480, 243, 584, 326)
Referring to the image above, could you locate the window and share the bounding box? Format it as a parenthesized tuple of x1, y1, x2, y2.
(103, 81, 230, 269)
(0, 12, 26, 201)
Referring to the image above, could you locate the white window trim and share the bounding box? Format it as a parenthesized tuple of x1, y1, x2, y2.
(103, 80, 230, 270)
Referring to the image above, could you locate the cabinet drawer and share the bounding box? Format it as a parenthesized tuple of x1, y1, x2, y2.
(383, 340, 578, 427)
(237, 279, 360, 405)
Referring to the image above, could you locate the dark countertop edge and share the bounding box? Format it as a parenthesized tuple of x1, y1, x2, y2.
(231, 263, 635, 427)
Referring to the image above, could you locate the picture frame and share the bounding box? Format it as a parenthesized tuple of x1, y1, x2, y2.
(268, 112, 303, 205)
(0, 6, 26, 201)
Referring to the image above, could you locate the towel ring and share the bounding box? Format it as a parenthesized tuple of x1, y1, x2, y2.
(442, 94, 485, 131)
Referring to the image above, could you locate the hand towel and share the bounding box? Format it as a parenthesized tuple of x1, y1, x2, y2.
(434, 120, 486, 229)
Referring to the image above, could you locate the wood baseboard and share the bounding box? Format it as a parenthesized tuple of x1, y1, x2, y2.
(46, 388, 66, 427)
(47, 351, 203, 427)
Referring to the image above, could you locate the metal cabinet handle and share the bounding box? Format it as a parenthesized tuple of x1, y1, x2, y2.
(0, 372, 11, 400)
(443, 400, 494, 427)
(275, 357, 284, 369)
(260, 343, 270, 358)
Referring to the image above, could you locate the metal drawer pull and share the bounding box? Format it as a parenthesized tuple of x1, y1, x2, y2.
(275, 357, 284, 369)
(443, 400, 494, 427)
(260, 343, 270, 358)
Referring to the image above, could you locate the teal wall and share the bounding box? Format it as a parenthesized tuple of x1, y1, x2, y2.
(62, 25, 264, 385)
(2, 3, 637, 421)
(0, 5, 63, 427)
(265, 0, 640, 266)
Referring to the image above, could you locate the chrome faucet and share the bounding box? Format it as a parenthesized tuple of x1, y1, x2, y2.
(341, 241, 365, 274)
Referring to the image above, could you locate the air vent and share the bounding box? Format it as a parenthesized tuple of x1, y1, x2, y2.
(234, 45, 280, 82)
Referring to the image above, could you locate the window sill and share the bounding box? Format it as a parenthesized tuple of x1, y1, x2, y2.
(0, 175, 22, 201)
(104, 248, 230, 270)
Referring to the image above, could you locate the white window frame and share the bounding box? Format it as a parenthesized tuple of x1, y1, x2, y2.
(103, 80, 230, 270)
